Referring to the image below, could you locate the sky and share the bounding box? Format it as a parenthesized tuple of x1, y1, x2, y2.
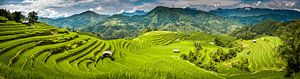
(0, 0, 299, 18)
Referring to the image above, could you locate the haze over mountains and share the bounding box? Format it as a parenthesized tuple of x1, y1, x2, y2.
(38, 6, 300, 39)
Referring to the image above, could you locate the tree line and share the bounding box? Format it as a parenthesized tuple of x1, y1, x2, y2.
(0, 9, 38, 25)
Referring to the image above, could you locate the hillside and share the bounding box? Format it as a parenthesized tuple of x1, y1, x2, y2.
(0, 21, 223, 79)
(37, 6, 300, 39)
(210, 7, 300, 24)
(1, 20, 298, 79)
(81, 6, 242, 39)
(38, 11, 109, 29)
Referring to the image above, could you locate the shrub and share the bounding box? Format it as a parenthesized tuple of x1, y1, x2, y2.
(214, 36, 236, 48)
(0, 16, 8, 23)
(180, 54, 188, 60)
(232, 57, 249, 71)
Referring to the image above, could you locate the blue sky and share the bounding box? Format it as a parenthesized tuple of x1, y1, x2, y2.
(0, 0, 299, 18)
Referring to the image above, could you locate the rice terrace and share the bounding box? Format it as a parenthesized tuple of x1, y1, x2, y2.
(0, 0, 300, 79)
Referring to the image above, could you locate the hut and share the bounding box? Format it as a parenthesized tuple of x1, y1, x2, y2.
(252, 40, 257, 43)
(102, 50, 112, 57)
(176, 39, 180, 42)
(209, 42, 215, 45)
(173, 49, 180, 53)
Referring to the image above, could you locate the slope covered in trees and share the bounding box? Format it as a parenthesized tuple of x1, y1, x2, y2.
(39, 11, 109, 30)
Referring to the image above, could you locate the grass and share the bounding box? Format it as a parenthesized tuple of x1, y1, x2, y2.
(0, 21, 293, 79)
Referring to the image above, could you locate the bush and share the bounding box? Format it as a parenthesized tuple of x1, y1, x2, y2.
(232, 57, 249, 71)
(180, 54, 188, 60)
(225, 49, 237, 60)
(214, 36, 236, 48)
(277, 20, 300, 77)
(0, 16, 8, 23)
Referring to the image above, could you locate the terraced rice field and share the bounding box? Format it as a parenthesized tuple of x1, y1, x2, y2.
(0, 21, 223, 79)
(0, 21, 292, 79)
(240, 37, 284, 71)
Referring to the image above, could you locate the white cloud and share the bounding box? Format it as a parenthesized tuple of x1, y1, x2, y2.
(1, 0, 300, 18)
(77, 0, 95, 3)
(89, 6, 104, 13)
(127, 7, 140, 13)
(256, 1, 262, 6)
(131, 0, 240, 11)
(117, 9, 125, 14)
(38, 8, 59, 18)
(0, 0, 79, 18)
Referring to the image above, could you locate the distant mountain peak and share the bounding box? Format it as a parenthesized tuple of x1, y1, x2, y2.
(184, 6, 198, 10)
(79, 10, 99, 15)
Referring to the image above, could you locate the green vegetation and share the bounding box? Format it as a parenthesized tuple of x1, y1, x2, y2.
(0, 21, 224, 79)
(0, 16, 8, 23)
(61, 6, 243, 39)
(230, 20, 280, 40)
(277, 20, 300, 77)
(0, 21, 292, 79)
(12, 12, 24, 23)
(230, 19, 300, 78)
(0, 9, 37, 26)
(28, 11, 38, 24)
(1, 8, 299, 78)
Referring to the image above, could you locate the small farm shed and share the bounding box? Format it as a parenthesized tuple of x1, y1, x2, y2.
(252, 40, 257, 43)
(102, 50, 113, 57)
(173, 49, 180, 53)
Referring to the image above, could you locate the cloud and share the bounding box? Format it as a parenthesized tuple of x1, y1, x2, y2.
(0, 0, 80, 18)
(77, 0, 96, 3)
(1, 0, 300, 18)
(256, 1, 261, 6)
(89, 6, 104, 12)
(38, 8, 59, 18)
(238, 0, 298, 9)
(130, 0, 241, 11)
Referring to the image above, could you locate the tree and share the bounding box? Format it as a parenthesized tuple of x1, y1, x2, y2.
(140, 27, 152, 34)
(214, 36, 236, 48)
(28, 11, 38, 23)
(225, 49, 237, 60)
(277, 21, 300, 77)
(0, 9, 12, 20)
(180, 54, 188, 60)
(12, 11, 24, 22)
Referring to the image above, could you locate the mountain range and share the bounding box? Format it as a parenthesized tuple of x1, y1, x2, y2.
(39, 11, 109, 29)
(38, 6, 300, 39)
(80, 6, 241, 39)
(210, 7, 300, 24)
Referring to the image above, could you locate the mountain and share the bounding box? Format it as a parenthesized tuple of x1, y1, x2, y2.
(229, 20, 281, 39)
(40, 6, 300, 39)
(121, 10, 147, 16)
(81, 6, 242, 39)
(210, 7, 300, 24)
(39, 11, 109, 29)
